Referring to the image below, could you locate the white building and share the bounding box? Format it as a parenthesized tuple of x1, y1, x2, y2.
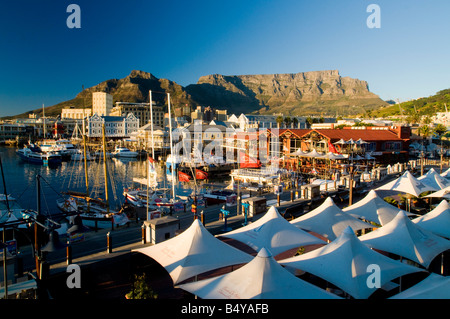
(92, 92, 113, 116)
(433, 112, 450, 128)
(87, 113, 139, 138)
(61, 108, 92, 120)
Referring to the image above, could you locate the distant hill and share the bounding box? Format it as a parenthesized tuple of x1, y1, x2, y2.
(4, 69, 388, 119)
(371, 88, 450, 118)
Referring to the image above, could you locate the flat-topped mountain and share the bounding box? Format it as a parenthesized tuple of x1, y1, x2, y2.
(186, 70, 387, 116)
(6, 70, 387, 119)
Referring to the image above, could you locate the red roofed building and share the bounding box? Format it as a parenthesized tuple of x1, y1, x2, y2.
(268, 125, 411, 164)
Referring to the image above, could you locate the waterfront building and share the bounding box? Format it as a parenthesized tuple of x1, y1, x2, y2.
(135, 123, 169, 151)
(86, 113, 139, 138)
(61, 107, 92, 120)
(269, 125, 411, 164)
(110, 102, 164, 128)
(92, 92, 113, 116)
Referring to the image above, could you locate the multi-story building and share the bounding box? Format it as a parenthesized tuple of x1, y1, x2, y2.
(61, 107, 92, 120)
(110, 102, 164, 127)
(86, 113, 139, 138)
(92, 92, 113, 116)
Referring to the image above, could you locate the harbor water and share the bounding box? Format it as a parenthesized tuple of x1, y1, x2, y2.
(0, 146, 195, 217)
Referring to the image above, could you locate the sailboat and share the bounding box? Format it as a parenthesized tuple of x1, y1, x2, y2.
(57, 123, 129, 229)
(123, 91, 185, 215)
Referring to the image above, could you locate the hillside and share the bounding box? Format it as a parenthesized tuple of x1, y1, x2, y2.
(5, 70, 388, 119)
(8, 70, 195, 119)
(371, 88, 450, 118)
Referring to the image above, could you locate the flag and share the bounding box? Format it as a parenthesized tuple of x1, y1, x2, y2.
(328, 141, 340, 154)
(148, 156, 156, 174)
(239, 151, 261, 168)
(195, 169, 208, 180)
(178, 171, 191, 182)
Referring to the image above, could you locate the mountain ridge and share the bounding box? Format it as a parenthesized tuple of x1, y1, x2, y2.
(4, 69, 387, 119)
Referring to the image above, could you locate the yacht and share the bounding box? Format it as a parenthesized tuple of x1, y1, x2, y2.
(112, 147, 138, 158)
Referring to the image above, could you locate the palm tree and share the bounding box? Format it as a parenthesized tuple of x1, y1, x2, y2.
(276, 116, 284, 128)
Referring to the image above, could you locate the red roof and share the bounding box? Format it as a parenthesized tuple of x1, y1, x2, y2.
(313, 129, 403, 142)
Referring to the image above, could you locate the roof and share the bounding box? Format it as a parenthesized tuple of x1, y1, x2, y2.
(312, 129, 403, 142)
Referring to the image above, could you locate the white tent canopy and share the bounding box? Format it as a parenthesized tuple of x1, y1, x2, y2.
(176, 247, 341, 299)
(302, 149, 325, 158)
(279, 227, 424, 299)
(219, 206, 325, 256)
(390, 273, 450, 299)
(376, 170, 438, 197)
(323, 152, 348, 160)
(418, 168, 450, 190)
(424, 186, 450, 199)
(291, 148, 308, 156)
(412, 200, 450, 239)
(359, 211, 450, 268)
(290, 197, 373, 241)
(440, 167, 450, 179)
(343, 190, 412, 226)
(133, 219, 253, 285)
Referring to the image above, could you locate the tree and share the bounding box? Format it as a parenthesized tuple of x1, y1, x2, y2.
(276, 116, 284, 128)
(433, 124, 447, 138)
(284, 116, 292, 127)
(126, 274, 158, 299)
(420, 125, 432, 139)
(292, 117, 299, 128)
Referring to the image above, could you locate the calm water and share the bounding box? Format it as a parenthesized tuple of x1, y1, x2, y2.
(0, 146, 193, 215)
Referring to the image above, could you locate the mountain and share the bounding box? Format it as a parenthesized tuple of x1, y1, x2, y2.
(9, 70, 195, 118)
(5, 69, 387, 119)
(185, 70, 387, 116)
(371, 88, 450, 118)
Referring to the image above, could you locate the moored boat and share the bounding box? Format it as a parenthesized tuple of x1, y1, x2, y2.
(16, 144, 62, 166)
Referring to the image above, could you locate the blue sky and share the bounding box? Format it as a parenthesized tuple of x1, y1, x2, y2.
(1, 0, 449, 116)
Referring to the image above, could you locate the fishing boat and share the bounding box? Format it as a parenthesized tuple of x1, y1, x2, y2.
(112, 146, 138, 158)
(16, 144, 62, 166)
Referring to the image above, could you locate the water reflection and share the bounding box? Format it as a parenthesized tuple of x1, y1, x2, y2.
(0, 147, 186, 215)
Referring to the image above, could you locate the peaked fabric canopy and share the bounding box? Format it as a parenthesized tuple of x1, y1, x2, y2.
(390, 273, 450, 299)
(323, 152, 348, 160)
(418, 168, 450, 190)
(343, 190, 412, 226)
(440, 167, 450, 179)
(359, 211, 450, 268)
(412, 200, 450, 239)
(302, 149, 325, 158)
(176, 248, 340, 299)
(133, 219, 253, 285)
(220, 206, 325, 256)
(376, 170, 438, 197)
(424, 186, 450, 199)
(290, 197, 373, 241)
(279, 227, 424, 299)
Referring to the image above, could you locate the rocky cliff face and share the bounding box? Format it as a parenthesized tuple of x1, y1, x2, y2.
(13, 70, 386, 119)
(186, 70, 387, 116)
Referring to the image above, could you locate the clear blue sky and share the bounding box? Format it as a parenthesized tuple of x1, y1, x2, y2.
(1, 0, 449, 116)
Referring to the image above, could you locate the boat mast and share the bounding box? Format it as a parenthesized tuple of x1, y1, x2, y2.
(150, 90, 155, 159)
(102, 123, 110, 213)
(82, 85, 89, 198)
(168, 93, 176, 201)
